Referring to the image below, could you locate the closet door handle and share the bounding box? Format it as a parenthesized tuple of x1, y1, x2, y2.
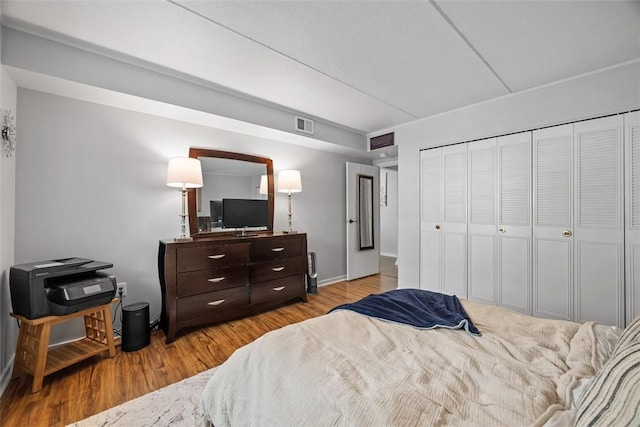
(499, 227, 506, 234)
(208, 254, 226, 260)
(271, 247, 285, 252)
(272, 266, 285, 272)
(435, 224, 441, 230)
(207, 277, 225, 283)
(207, 299, 226, 306)
(563, 230, 572, 237)
(272, 286, 286, 292)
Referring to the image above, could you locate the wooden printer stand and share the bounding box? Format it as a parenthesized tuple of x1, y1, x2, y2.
(10, 300, 116, 393)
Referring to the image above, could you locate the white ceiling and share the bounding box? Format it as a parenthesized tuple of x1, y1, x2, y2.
(1, 0, 639, 135)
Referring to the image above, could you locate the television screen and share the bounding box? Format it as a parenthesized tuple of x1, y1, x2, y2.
(222, 198, 268, 229)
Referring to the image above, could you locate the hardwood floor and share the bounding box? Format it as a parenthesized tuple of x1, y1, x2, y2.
(0, 274, 396, 427)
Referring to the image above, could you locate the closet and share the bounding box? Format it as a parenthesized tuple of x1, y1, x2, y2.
(420, 144, 468, 297)
(496, 133, 532, 314)
(420, 112, 637, 328)
(626, 111, 640, 324)
(533, 115, 624, 327)
(420, 133, 532, 314)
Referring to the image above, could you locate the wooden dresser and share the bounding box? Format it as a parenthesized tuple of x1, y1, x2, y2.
(158, 232, 307, 343)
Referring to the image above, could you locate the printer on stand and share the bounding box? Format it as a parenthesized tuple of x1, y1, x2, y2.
(10, 257, 117, 319)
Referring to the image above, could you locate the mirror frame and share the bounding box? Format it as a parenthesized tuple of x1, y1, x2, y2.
(358, 174, 375, 250)
(187, 147, 274, 237)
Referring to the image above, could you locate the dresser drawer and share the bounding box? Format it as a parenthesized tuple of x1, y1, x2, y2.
(251, 236, 303, 261)
(177, 243, 250, 273)
(250, 256, 303, 283)
(177, 286, 249, 323)
(251, 275, 304, 306)
(177, 266, 249, 297)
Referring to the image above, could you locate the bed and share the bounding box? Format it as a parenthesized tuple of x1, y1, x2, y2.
(199, 289, 640, 426)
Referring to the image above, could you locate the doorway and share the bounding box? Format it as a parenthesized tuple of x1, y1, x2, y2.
(346, 162, 380, 280)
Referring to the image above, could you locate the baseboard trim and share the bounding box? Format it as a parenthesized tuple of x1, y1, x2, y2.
(317, 275, 347, 287)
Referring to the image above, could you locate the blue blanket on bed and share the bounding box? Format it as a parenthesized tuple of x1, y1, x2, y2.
(329, 289, 481, 336)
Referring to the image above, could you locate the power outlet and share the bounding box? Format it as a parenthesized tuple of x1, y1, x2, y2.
(117, 282, 127, 298)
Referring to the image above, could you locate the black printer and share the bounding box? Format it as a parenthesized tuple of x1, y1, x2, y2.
(10, 257, 117, 319)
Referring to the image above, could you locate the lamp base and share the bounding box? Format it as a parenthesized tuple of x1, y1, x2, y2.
(174, 236, 194, 242)
(283, 230, 298, 234)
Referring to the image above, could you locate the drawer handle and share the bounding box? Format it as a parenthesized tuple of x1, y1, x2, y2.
(207, 277, 225, 283)
(272, 266, 285, 272)
(271, 247, 285, 252)
(272, 286, 286, 292)
(207, 299, 226, 306)
(208, 254, 226, 260)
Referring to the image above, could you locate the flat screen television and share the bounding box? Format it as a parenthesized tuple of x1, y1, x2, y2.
(222, 198, 268, 229)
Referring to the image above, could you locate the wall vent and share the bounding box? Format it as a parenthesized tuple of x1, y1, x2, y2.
(295, 116, 314, 135)
(369, 132, 395, 150)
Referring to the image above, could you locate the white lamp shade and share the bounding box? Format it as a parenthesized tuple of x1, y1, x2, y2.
(259, 174, 269, 195)
(278, 170, 302, 193)
(166, 157, 204, 188)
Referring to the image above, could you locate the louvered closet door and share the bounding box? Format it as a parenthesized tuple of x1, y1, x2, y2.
(442, 144, 468, 296)
(626, 111, 640, 325)
(467, 139, 497, 305)
(533, 124, 573, 321)
(497, 132, 532, 314)
(420, 148, 443, 292)
(573, 115, 624, 328)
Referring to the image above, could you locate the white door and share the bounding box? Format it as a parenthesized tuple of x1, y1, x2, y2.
(467, 138, 497, 305)
(626, 110, 640, 325)
(346, 162, 380, 280)
(574, 115, 624, 328)
(420, 148, 443, 292)
(420, 144, 468, 296)
(442, 144, 468, 296)
(533, 124, 574, 321)
(497, 132, 532, 314)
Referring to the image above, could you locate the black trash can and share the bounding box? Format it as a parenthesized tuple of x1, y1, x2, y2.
(122, 302, 150, 352)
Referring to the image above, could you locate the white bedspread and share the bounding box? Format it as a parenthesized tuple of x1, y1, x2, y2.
(199, 300, 607, 427)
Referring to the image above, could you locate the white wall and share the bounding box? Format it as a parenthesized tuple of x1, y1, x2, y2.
(15, 89, 370, 345)
(379, 168, 398, 258)
(0, 63, 18, 395)
(395, 61, 640, 289)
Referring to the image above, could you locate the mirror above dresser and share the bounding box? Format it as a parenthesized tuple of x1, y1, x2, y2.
(187, 148, 274, 237)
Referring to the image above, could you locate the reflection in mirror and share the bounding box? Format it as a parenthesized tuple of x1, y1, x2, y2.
(197, 157, 267, 231)
(358, 174, 375, 250)
(187, 148, 274, 236)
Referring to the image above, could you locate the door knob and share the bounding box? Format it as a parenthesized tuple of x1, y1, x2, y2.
(563, 230, 572, 237)
(348, 219, 357, 224)
(499, 227, 506, 233)
(435, 224, 441, 230)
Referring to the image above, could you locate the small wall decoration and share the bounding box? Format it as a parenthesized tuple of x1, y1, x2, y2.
(1, 109, 16, 158)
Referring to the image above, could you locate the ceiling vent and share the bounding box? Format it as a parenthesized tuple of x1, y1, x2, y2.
(369, 132, 395, 150)
(295, 116, 314, 135)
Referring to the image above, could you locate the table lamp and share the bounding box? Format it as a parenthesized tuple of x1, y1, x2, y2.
(277, 170, 302, 234)
(166, 157, 203, 242)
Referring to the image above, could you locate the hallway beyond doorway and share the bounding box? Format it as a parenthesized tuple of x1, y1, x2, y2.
(380, 255, 397, 278)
